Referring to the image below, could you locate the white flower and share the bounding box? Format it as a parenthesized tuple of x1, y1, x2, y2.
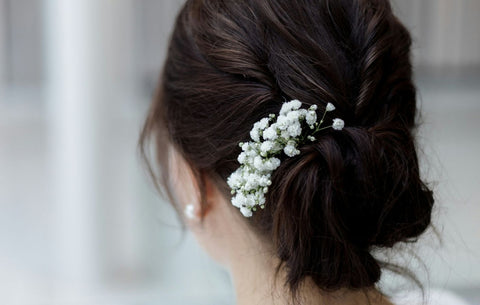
(256, 117, 270, 130)
(298, 108, 308, 118)
(227, 170, 243, 188)
(290, 99, 302, 109)
(286, 110, 300, 121)
(256, 193, 266, 205)
(264, 157, 280, 171)
(258, 175, 271, 186)
(276, 115, 289, 130)
(250, 127, 260, 142)
(245, 193, 256, 207)
(253, 156, 264, 170)
(240, 206, 253, 217)
(284, 140, 300, 157)
(244, 173, 260, 191)
(232, 192, 247, 208)
(227, 99, 344, 217)
(237, 152, 247, 164)
(326, 102, 335, 111)
(287, 122, 302, 137)
(332, 118, 344, 130)
(280, 99, 302, 115)
(279, 129, 290, 140)
(286, 140, 296, 147)
(263, 126, 278, 141)
(305, 110, 317, 126)
(260, 141, 274, 154)
(245, 146, 257, 157)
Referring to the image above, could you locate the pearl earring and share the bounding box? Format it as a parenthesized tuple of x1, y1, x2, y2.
(184, 203, 196, 220)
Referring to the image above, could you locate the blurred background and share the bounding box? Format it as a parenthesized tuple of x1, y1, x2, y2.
(0, 0, 479, 304)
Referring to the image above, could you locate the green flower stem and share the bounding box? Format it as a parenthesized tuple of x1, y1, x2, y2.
(319, 108, 328, 126)
(313, 124, 333, 133)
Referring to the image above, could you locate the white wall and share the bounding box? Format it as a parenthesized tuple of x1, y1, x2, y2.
(392, 0, 480, 68)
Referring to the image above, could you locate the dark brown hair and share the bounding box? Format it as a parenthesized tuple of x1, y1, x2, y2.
(140, 0, 435, 303)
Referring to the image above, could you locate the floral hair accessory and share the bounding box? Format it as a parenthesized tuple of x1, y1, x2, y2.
(227, 99, 345, 217)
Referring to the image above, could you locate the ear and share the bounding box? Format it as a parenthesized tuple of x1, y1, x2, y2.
(179, 166, 223, 223)
(168, 145, 204, 221)
(198, 170, 219, 218)
(168, 145, 225, 222)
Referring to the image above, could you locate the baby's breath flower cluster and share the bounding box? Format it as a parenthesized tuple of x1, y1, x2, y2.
(227, 99, 345, 217)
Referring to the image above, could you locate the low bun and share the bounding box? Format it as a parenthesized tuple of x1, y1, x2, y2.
(254, 124, 433, 292)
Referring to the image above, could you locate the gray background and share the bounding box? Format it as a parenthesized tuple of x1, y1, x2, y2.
(0, 0, 479, 304)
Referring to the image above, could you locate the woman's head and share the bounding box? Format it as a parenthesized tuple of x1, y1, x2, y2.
(140, 0, 434, 301)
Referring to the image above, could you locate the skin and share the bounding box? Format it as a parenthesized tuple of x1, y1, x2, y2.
(169, 145, 395, 305)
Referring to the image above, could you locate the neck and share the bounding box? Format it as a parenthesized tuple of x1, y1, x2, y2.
(226, 234, 393, 305)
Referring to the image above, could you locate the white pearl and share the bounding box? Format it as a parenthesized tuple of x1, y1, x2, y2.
(184, 204, 196, 219)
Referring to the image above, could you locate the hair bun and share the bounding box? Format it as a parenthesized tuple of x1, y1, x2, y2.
(255, 124, 434, 290)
